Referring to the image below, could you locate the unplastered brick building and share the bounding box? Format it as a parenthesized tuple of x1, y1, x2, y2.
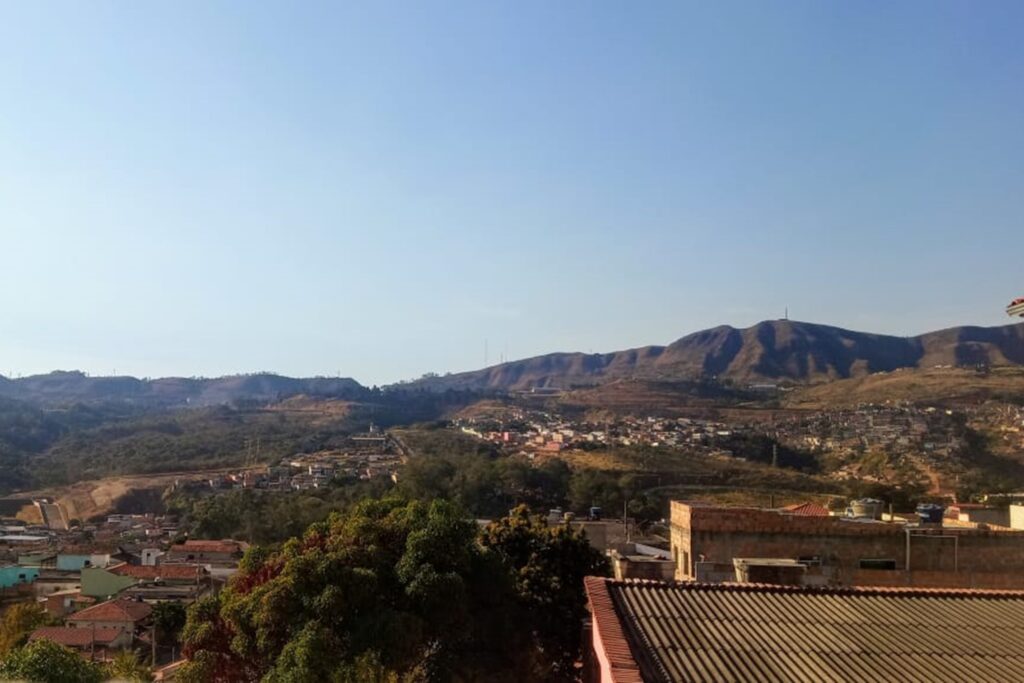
(670, 501, 1024, 589)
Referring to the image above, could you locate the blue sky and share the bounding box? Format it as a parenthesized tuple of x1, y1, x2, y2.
(1, 1, 1022, 385)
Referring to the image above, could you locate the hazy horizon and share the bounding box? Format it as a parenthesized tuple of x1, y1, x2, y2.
(3, 2, 1023, 384)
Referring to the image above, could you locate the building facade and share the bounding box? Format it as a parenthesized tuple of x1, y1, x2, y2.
(671, 501, 1024, 589)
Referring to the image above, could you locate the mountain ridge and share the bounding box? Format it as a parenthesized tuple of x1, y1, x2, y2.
(409, 320, 1024, 391)
(0, 371, 367, 407)
(6, 320, 1024, 402)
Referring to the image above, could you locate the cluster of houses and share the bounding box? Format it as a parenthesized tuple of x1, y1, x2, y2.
(196, 428, 404, 492)
(0, 513, 246, 669)
(455, 403, 1024, 486)
(456, 409, 752, 455)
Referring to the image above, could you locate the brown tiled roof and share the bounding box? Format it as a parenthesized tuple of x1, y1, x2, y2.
(108, 563, 203, 580)
(589, 578, 1024, 682)
(30, 626, 122, 647)
(70, 597, 152, 623)
(171, 540, 243, 554)
(781, 502, 831, 516)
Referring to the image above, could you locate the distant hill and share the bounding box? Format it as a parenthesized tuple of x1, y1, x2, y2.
(0, 371, 367, 407)
(409, 320, 1024, 391)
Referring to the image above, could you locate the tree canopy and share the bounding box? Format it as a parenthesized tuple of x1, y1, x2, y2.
(179, 498, 607, 682)
(0, 639, 106, 683)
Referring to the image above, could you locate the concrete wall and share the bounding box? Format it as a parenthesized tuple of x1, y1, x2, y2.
(1010, 505, 1024, 530)
(960, 508, 1010, 527)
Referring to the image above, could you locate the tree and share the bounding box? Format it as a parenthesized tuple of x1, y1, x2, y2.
(0, 639, 106, 683)
(178, 498, 613, 681)
(108, 649, 151, 682)
(480, 506, 610, 679)
(152, 600, 188, 647)
(0, 602, 47, 655)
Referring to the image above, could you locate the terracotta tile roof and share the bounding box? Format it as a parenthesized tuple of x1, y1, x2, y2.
(589, 578, 1024, 682)
(30, 626, 122, 647)
(780, 502, 831, 516)
(170, 540, 243, 554)
(70, 597, 152, 623)
(108, 563, 203, 581)
(584, 577, 644, 683)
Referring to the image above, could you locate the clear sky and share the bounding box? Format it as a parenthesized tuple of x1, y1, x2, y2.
(1, 1, 1022, 385)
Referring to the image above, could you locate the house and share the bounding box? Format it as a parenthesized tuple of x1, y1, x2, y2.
(29, 626, 130, 660)
(108, 562, 204, 584)
(583, 577, 1024, 682)
(32, 570, 81, 598)
(166, 540, 245, 566)
(67, 597, 152, 634)
(0, 565, 38, 590)
(41, 588, 93, 619)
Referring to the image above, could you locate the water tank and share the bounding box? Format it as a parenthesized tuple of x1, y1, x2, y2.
(916, 503, 945, 525)
(850, 498, 884, 520)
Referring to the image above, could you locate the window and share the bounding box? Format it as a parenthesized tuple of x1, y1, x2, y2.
(859, 559, 897, 570)
(682, 550, 690, 575)
(797, 556, 821, 567)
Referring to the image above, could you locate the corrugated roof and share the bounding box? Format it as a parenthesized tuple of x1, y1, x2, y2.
(590, 578, 1024, 682)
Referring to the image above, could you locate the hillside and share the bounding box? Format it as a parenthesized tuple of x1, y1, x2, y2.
(0, 371, 367, 407)
(785, 365, 1024, 408)
(410, 320, 1024, 391)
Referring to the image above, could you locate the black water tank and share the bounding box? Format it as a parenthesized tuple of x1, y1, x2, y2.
(916, 503, 945, 525)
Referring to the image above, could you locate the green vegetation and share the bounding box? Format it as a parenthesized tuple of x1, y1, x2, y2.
(179, 499, 607, 682)
(167, 481, 392, 545)
(35, 405, 356, 487)
(0, 398, 366, 492)
(0, 603, 47, 656)
(107, 650, 151, 682)
(0, 639, 107, 683)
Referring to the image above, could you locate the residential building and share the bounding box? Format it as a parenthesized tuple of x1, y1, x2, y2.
(29, 626, 130, 660)
(67, 597, 152, 634)
(166, 539, 245, 566)
(671, 501, 1024, 589)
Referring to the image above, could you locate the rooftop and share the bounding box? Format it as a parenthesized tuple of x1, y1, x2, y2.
(780, 501, 831, 517)
(70, 597, 152, 623)
(170, 539, 244, 555)
(30, 626, 122, 647)
(108, 563, 203, 581)
(586, 577, 1024, 682)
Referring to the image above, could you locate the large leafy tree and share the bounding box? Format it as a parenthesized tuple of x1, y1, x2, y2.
(480, 506, 609, 679)
(179, 498, 608, 682)
(0, 639, 106, 683)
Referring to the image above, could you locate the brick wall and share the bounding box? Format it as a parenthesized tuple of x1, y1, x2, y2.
(671, 501, 1024, 587)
